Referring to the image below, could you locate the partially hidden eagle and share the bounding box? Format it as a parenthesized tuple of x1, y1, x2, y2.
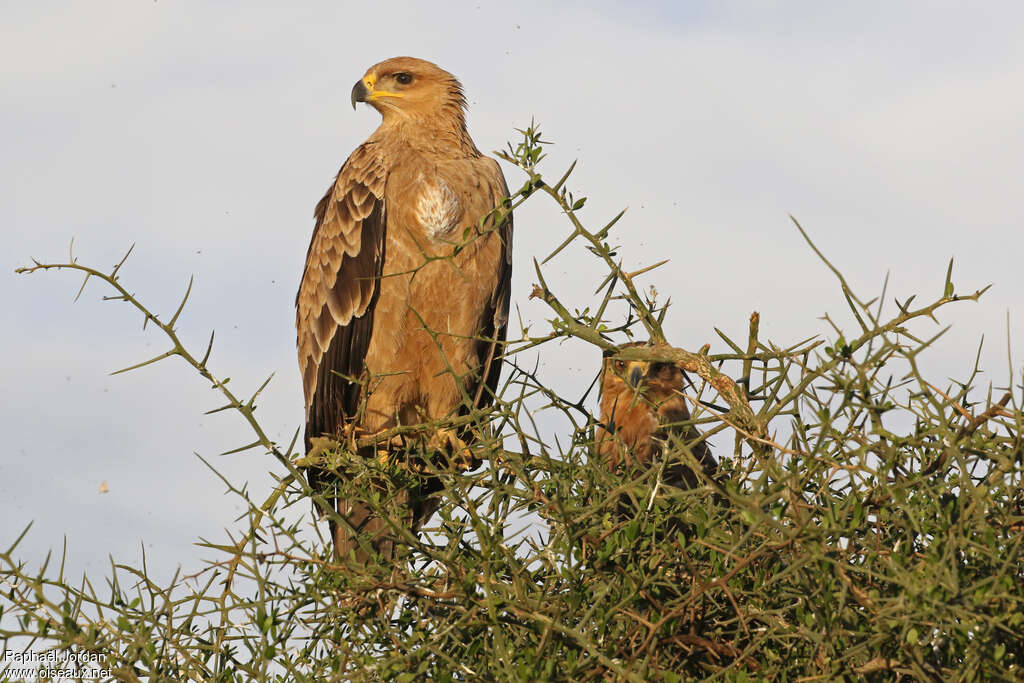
(596, 344, 718, 496)
(296, 57, 513, 562)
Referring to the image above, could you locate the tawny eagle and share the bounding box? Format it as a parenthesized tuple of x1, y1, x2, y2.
(597, 344, 717, 493)
(296, 57, 513, 561)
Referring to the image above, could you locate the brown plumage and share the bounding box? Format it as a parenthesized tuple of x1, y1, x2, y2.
(596, 344, 717, 495)
(296, 57, 513, 562)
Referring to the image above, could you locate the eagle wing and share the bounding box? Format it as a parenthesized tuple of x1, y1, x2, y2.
(471, 158, 514, 412)
(297, 142, 386, 446)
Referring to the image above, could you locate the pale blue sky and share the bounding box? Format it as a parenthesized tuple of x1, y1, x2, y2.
(4, 0, 1024, 580)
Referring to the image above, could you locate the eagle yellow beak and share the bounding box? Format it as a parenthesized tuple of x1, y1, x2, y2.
(351, 72, 404, 110)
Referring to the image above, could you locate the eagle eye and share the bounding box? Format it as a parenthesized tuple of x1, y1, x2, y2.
(614, 360, 626, 371)
(394, 72, 413, 85)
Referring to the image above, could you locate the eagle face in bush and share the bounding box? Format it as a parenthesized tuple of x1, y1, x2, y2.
(597, 344, 717, 491)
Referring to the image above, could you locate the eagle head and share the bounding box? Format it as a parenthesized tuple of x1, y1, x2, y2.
(602, 343, 686, 407)
(351, 56, 467, 123)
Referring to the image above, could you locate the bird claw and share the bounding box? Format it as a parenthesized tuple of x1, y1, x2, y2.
(426, 428, 477, 472)
(364, 428, 476, 474)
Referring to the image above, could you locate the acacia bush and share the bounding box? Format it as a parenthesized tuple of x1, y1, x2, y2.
(5, 125, 1023, 681)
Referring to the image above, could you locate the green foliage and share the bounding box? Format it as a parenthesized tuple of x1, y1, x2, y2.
(5, 124, 1023, 681)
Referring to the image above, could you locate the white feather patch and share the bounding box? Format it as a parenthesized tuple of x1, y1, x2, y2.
(416, 178, 460, 238)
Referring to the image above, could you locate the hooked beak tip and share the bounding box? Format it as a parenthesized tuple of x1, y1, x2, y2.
(351, 80, 369, 110)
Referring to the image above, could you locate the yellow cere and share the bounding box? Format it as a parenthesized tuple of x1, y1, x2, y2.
(363, 72, 405, 101)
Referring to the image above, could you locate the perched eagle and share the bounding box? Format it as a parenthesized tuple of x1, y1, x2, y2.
(296, 57, 513, 562)
(596, 344, 717, 493)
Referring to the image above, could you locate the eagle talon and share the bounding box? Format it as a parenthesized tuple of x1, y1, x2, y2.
(428, 428, 476, 472)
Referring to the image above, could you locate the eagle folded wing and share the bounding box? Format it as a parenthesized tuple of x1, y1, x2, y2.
(297, 142, 386, 445)
(473, 160, 514, 409)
